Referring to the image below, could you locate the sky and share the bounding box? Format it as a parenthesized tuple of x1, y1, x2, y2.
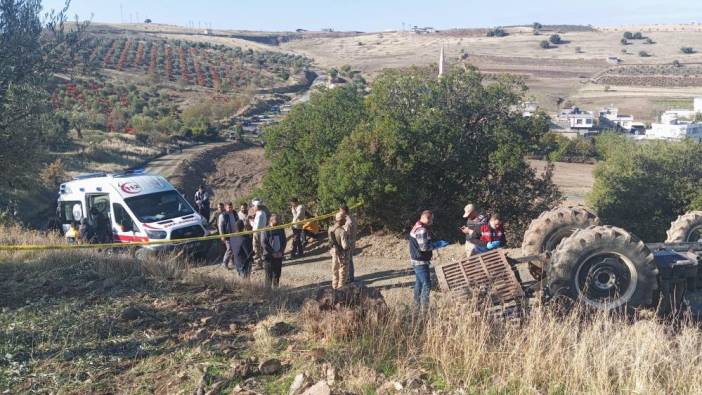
(43, 0, 702, 32)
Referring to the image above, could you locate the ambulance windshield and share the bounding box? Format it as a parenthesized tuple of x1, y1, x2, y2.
(125, 190, 194, 223)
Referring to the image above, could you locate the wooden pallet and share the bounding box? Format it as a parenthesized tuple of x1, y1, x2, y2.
(435, 249, 525, 305)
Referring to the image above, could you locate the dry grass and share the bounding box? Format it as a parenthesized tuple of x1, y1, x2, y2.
(299, 296, 702, 394)
(3, 225, 702, 394)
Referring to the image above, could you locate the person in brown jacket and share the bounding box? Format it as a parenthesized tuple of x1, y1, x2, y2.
(328, 212, 351, 289)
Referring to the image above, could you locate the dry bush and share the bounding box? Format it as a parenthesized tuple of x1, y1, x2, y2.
(299, 294, 702, 394)
(40, 159, 67, 189)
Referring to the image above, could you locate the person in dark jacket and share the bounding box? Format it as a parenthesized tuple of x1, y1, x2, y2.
(408, 210, 434, 308)
(261, 214, 287, 288)
(79, 218, 95, 243)
(237, 219, 254, 278)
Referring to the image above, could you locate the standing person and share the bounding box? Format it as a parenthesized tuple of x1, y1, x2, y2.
(238, 202, 249, 222)
(238, 219, 254, 278)
(194, 185, 211, 223)
(409, 210, 434, 309)
(261, 214, 287, 288)
(91, 207, 112, 244)
(340, 204, 357, 282)
(79, 218, 95, 244)
(251, 199, 268, 267)
(479, 213, 507, 251)
(328, 212, 351, 289)
(218, 202, 239, 269)
(460, 204, 487, 257)
(290, 198, 305, 258)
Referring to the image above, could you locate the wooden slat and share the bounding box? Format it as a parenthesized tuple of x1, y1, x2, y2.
(435, 250, 525, 305)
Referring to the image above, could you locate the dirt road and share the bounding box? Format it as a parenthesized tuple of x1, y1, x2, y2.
(145, 142, 233, 179)
(530, 159, 595, 205)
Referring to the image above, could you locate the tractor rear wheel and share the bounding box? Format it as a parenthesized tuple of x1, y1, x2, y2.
(546, 226, 658, 310)
(522, 206, 600, 256)
(666, 211, 702, 243)
(522, 206, 600, 279)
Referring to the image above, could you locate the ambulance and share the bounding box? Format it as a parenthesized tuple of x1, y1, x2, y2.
(56, 169, 210, 256)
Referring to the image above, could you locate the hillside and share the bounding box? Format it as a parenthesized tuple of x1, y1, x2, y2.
(51, 25, 312, 139)
(275, 25, 702, 120)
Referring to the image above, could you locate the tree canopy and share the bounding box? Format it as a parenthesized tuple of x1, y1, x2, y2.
(262, 67, 561, 243)
(0, 0, 83, 189)
(589, 135, 702, 241)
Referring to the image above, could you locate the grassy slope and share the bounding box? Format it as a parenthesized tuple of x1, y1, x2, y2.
(3, 226, 702, 394)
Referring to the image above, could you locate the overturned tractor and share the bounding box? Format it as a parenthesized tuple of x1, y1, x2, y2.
(436, 207, 702, 314)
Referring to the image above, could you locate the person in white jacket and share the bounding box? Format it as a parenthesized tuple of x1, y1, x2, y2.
(290, 197, 305, 258)
(251, 199, 268, 266)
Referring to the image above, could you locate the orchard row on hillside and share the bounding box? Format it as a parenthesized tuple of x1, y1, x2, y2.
(70, 35, 311, 90)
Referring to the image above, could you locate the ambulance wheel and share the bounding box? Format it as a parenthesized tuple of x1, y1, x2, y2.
(666, 211, 702, 243)
(546, 226, 658, 311)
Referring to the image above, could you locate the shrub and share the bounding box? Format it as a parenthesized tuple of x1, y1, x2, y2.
(639, 50, 650, 57)
(40, 159, 67, 190)
(623, 31, 633, 39)
(575, 46, 583, 53)
(633, 32, 643, 39)
(645, 37, 654, 44)
(540, 40, 551, 49)
(620, 38, 628, 45)
(589, 137, 702, 241)
(486, 27, 507, 37)
(673, 60, 682, 67)
(549, 34, 562, 45)
(681, 47, 695, 54)
(260, 85, 366, 211)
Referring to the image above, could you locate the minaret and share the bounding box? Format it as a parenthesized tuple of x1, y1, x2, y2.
(438, 45, 446, 78)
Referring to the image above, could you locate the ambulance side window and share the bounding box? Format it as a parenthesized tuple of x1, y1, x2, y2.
(112, 203, 135, 231)
(59, 201, 82, 223)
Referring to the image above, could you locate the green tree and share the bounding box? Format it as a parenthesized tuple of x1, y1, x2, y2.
(540, 40, 551, 49)
(260, 85, 366, 211)
(549, 34, 562, 45)
(681, 47, 695, 54)
(317, 68, 561, 242)
(0, 0, 84, 188)
(589, 138, 702, 241)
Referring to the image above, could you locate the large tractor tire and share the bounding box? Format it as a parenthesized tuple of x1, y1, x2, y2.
(666, 211, 702, 243)
(522, 206, 600, 256)
(546, 226, 658, 310)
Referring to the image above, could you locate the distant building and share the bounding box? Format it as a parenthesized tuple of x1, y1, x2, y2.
(558, 107, 595, 133)
(521, 101, 539, 117)
(411, 26, 436, 34)
(599, 106, 634, 131)
(645, 98, 702, 141)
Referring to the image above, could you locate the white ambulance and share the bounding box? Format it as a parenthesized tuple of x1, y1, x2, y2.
(56, 169, 209, 255)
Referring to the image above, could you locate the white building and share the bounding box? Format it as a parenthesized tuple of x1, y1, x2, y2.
(558, 107, 595, 131)
(646, 98, 702, 141)
(599, 106, 634, 131)
(521, 101, 539, 117)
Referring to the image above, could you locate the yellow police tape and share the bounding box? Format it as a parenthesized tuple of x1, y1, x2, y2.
(0, 202, 363, 251)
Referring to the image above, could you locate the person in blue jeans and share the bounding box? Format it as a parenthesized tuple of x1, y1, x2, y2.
(408, 210, 435, 309)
